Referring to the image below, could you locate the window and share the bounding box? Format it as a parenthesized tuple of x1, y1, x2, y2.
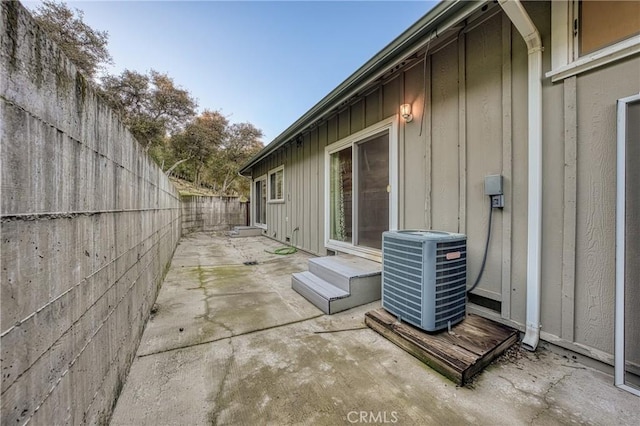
(268, 166, 284, 203)
(253, 175, 267, 227)
(579, 1, 639, 55)
(548, 0, 640, 81)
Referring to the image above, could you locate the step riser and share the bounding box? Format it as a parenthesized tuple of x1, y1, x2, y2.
(293, 255, 383, 315)
(292, 273, 382, 315)
(292, 275, 330, 314)
(308, 261, 351, 291)
(233, 228, 263, 237)
(308, 263, 382, 295)
(329, 283, 382, 314)
(351, 276, 382, 301)
(291, 271, 349, 299)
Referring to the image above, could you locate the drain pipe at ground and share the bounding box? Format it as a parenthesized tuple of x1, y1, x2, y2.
(498, 0, 543, 351)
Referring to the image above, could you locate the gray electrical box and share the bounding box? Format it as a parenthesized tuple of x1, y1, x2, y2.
(484, 175, 503, 196)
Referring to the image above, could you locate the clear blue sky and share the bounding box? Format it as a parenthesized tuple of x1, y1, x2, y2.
(26, 1, 438, 142)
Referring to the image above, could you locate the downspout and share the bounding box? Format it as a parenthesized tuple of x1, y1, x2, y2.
(498, 0, 543, 351)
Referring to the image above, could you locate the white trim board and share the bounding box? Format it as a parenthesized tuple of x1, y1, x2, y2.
(323, 116, 399, 261)
(549, 0, 640, 82)
(267, 165, 285, 204)
(252, 174, 267, 229)
(615, 93, 640, 397)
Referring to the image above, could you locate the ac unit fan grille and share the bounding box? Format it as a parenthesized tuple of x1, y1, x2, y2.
(382, 239, 424, 326)
(434, 241, 467, 330)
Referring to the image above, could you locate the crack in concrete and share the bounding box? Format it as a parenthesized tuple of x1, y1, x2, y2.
(527, 369, 574, 425)
(189, 263, 261, 268)
(313, 326, 368, 334)
(193, 291, 274, 297)
(496, 365, 580, 425)
(505, 367, 579, 426)
(498, 374, 532, 395)
(137, 257, 324, 357)
(210, 339, 235, 426)
(197, 264, 238, 339)
(137, 314, 324, 358)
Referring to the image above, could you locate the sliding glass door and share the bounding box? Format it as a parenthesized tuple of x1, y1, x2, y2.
(356, 133, 389, 249)
(254, 177, 267, 227)
(329, 132, 389, 250)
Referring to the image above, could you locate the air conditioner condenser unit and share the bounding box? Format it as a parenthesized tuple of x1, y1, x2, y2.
(382, 230, 467, 332)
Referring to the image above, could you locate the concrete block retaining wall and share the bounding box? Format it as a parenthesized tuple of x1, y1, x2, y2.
(181, 195, 247, 234)
(1, 3, 181, 424)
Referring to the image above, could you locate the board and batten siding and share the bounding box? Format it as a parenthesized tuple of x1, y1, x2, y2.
(571, 56, 640, 360)
(250, 1, 639, 364)
(252, 5, 533, 309)
(251, 80, 394, 255)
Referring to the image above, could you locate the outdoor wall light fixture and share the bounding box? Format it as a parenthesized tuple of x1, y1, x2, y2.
(400, 104, 413, 123)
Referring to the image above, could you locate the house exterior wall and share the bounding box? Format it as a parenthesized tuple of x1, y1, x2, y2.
(249, 1, 639, 365)
(572, 57, 639, 361)
(252, 81, 399, 254)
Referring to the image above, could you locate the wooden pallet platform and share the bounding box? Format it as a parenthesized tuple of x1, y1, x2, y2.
(364, 308, 519, 386)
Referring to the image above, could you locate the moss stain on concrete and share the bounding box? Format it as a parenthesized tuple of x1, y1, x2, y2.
(4, 1, 20, 71)
(31, 28, 44, 87)
(177, 263, 282, 348)
(193, 264, 236, 343)
(75, 70, 87, 116)
(3, 2, 45, 85)
(55, 62, 70, 94)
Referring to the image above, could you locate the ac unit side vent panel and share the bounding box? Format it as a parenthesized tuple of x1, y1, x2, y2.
(382, 230, 467, 332)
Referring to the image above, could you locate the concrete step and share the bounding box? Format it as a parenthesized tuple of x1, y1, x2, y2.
(308, 255, 382, 292)
(292, 271, 349, 314)
(228, 226, 263, 237)
(292, 255, 383, 315)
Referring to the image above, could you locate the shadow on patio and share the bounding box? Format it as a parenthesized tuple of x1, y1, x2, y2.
(110, 233, 639, 425)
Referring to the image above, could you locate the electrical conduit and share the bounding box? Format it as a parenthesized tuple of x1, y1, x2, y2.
(498, 0, 543, 351)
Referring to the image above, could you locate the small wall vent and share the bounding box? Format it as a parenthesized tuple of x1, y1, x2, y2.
(382, 230, 467, 332)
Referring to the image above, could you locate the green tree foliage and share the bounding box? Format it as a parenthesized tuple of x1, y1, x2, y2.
(32, 1, 112, 79)
(101, 69, 198, 150)
(207, 122, 263, 195)
(170, 110, 228, 186)
(170, 114, 263, 195)
(31, 1, 263, 197)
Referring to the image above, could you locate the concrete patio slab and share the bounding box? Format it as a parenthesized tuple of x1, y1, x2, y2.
(136, 233, 321, 357)
(110, 233, 640, 425)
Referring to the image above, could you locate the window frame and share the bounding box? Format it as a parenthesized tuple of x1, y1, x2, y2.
(323, 116, 398, 261)
(548, 0, 640, 82)
(252, 174, 267, 229)
(615, 94, 640, 397)
(268, 165, 285, 204)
